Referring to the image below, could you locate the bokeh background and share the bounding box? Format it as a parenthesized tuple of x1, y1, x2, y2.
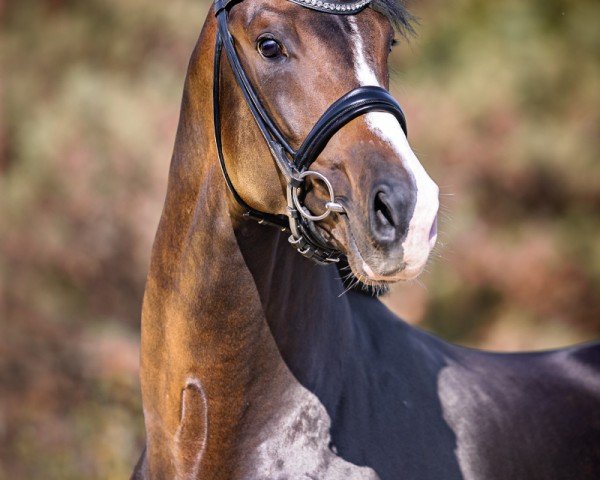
(1, 0, 598, 477)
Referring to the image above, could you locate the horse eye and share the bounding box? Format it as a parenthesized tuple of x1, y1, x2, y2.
(257, 38, 282, 59)
(389, 38, 398, 52)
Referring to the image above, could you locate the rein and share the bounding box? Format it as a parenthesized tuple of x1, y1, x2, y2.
(213, 0, 408, 264)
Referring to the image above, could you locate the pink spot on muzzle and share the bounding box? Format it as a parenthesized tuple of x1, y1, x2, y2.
(429, 215, 438, 242)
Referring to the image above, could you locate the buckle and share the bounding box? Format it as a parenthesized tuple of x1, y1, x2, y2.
(288, 234, 340, 264)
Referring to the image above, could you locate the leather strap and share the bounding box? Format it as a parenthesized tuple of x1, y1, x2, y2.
(213, 31, 291, 230)
(288, 0, 371, 15)
(295, 86, 407, 171)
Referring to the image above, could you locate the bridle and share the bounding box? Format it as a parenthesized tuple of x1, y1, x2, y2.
(213, 0, 408, 264)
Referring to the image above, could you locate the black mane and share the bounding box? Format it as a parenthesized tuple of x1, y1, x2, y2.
(371, 0, 415, 36)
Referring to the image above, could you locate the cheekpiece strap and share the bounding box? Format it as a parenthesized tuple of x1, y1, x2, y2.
(214, 0, 237, 14)
(288, 0, 371, 14)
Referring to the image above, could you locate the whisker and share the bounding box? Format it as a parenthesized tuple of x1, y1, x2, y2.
(338, 275, 359, 297)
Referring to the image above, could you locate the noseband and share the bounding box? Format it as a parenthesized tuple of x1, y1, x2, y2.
(213, 0, 408, 264)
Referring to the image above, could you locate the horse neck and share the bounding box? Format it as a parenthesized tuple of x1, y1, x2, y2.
(140, 12, 392, 478)
(140, 17, 286, 478)
(234, 220, 357, 395)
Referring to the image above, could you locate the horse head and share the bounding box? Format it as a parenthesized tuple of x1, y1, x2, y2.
(218, 0, 439, 283)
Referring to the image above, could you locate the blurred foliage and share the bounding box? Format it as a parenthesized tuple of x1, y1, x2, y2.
(1, 0, 207, 477)
(385, 0, 600, 350)
(0, 0, 598, 477)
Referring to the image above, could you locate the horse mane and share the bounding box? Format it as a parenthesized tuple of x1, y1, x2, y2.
(371, 0, 415, 37)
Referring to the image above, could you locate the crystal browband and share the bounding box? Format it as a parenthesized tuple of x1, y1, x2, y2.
(288, 0, 371, 15)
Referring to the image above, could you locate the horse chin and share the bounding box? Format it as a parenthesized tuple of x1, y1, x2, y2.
(331, 218, 431, 286)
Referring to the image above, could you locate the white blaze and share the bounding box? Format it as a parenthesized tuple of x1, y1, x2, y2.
(347, 17, 439, 277)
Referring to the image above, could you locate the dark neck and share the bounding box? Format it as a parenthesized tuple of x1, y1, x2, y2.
(234, 220, 368, 398)
(233, 221, 465, 480)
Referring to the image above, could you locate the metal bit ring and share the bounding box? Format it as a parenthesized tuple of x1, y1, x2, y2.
(292, 170, 345, 222)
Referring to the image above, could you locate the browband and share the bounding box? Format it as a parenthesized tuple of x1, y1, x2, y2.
(215, 0, 371, 15)
(288, 0, 371, 15)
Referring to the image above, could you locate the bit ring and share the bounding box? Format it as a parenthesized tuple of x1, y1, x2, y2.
(292, 170, 345, 222)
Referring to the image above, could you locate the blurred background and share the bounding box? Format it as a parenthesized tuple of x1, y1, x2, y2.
(0, 0, 598, 477)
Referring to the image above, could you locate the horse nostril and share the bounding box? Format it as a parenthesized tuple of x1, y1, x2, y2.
(369, 181, 413, 246)
(374, 191, 396, 228)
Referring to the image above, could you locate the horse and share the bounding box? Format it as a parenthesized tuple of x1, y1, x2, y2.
(132, 0, 600, 478)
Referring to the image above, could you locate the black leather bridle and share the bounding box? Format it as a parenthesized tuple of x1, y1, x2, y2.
(213, 0, 408, 264)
